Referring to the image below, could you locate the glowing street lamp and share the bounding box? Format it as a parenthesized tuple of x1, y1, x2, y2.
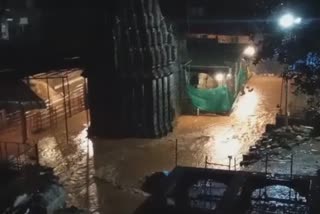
(215, 73, 224, 82)
(278, 13, 302, 29)
(279, 14, 295, 28)
(278, 13, 302, 126)
(243, 46, 256, 57)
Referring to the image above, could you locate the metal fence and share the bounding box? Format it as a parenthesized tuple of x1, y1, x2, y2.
(265, 153, 294, 178)
(205, 155, 238, 171)
(0, 76, 87, 138)
(26, 84, 86, 133)
(204, 153, 294, 178)
(0, 141, 39, 167)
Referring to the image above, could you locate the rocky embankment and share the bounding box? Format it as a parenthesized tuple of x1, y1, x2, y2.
(241, 125, 318, 166)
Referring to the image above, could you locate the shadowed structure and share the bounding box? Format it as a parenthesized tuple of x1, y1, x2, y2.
(87, 0, 178, 138)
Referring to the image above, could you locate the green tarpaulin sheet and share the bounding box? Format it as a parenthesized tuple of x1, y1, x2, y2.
(186, 68, 248, 113)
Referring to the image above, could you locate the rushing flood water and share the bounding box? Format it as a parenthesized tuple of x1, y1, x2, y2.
(250, 185, 309, 213)
(36, 75, 282, 213)
(176, 75, 281, 167)
(189, 180, 227, 210)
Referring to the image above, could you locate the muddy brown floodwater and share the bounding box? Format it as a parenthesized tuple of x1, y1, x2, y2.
(37, 75, 282, 214)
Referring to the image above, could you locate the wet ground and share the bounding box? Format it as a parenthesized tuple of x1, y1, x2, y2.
(246, 137, 320, 176)
(36, 75, 284, 213)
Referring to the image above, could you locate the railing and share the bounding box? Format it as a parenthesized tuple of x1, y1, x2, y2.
(27, 87, 86, 133)
(174, 139, 240, 171)
(204, 153, 294, 177)
(0, 141, 39, 167)
(265, 153, 294, 178)
(0, 84, 86, 135)
(205, 155, 238, 171)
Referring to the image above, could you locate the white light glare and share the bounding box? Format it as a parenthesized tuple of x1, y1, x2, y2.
(279, 13, 295, 28)
(243, 46, 256, 57)
(227, 73, 232, 79)
(294, 17, 302, 24)
(215, 73, 224, 82)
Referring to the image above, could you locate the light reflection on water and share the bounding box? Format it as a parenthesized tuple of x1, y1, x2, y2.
(250, 185, 309, 213)
(211, 129, 242, 161)
(189, 180, 227, 210)
(206, 89, 262, 166)
(75, 128, 94, 158)
(38, 137, 62, 166)
(37, 127, 99, 212)
(35, 76, 282, 213)
(232, 90, 259, 121)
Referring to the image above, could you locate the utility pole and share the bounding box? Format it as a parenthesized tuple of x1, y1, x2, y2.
(284, 74, 289, 127)
(62, 77, 69, 143)
(283, 59, 290, 127)
(19, 102, 27, 144)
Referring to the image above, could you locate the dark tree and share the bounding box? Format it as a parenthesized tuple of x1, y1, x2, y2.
(253, 0, 320, 133)
(254, 0, 320, 101)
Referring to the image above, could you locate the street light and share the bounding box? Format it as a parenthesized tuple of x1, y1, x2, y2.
(215, 73, 224, 82)
(243, 46, 256, 57)
(278, 13, 302, 126)
(279, 13, 295, 28)
(278, 13, 302, 29)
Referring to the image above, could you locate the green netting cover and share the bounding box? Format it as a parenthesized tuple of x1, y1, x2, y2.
(186, 68, 248, 113)
(187, 85, 234, 113)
